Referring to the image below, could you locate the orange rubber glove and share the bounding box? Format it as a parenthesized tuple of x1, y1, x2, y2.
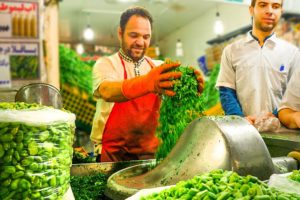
(190, 67, 205, 94)
(122, 62, 181, 99)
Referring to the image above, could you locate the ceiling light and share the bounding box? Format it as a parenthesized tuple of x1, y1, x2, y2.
(176, 39, 183, 57)
(76, 43, 84, 55)
(214, 12, 224, 36)
(83, 25, 94, 41)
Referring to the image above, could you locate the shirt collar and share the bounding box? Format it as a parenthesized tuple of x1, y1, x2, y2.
(118, 48, 145, 65)
(245, 31, 277, 44)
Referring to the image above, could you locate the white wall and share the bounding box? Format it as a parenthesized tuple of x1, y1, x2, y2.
(158, 3, 251, 66)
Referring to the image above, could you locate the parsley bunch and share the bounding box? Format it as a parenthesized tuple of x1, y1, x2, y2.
(155, 66, 205, 161)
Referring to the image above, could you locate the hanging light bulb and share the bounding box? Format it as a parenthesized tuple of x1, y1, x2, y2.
(214, 12, 224, 36)
(76, 43, 84, 55)
(176, 39, 183, 57)
(83, 25, 94, 41)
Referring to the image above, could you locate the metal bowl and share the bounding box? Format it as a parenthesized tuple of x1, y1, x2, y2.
(15, 83, 63, 109)
(105, 116, 275, 200)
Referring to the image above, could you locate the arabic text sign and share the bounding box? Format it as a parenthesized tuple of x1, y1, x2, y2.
(0, 43, 38, 55)
(0, 13, 11, 37)
(0, 2, 37, 14)
(0, 1, 38, 38)
(0, 54, 11, 88)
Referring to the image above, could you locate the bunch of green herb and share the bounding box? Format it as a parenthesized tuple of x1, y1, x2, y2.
(59, 45, 93, 96)
(155, 66, 204, 161)
(70, 173, 108, 200)
(201, 64, 220, 110)
(72, 151, 96, 164)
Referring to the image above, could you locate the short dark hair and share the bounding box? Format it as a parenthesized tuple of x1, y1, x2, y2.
(251, 0, 283, 7)
(120, 6, 153, 34)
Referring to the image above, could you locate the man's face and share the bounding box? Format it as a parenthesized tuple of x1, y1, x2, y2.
(119, 15, 151, 61)
(250, 0, 283, 32)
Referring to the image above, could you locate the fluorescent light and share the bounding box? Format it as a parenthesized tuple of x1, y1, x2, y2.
(83, 25, 94, 41)
(76, 43, 84, 55)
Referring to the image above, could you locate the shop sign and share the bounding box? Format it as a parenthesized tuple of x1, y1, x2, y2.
(0, 42, 39, 85)
(0, 54, 11, 88)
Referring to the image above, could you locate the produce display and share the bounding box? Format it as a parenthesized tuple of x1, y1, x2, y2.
(59, 45, 96, 132)
(59, 45, 93, 96)
(141, 169, 300, 200)
(201, 64, 220, 110)
(155, 66, 204, 161)
(70, 173, 108, 200)
(0, 102, 75, 200)
(289, 170, 300, 183)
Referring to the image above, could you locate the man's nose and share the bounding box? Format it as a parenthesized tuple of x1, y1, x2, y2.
(265, 5, 274, 14)
(135, 37, 144, 46)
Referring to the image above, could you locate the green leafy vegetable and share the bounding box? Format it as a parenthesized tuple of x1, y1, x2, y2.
(59, 45, 93, 96)
(70, 173, 108, 200)
(155, 66, 205, 161)
(201, 64, 220, 110)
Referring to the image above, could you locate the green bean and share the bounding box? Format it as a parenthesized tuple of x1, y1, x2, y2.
(0, 102, 75, 200)
(141, 169, 300, 200)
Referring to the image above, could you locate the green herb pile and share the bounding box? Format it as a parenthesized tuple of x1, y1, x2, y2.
(70, 173, 108, 200)
(201, 64, 220, 110)
(141, 169, 300, 200)
(289, 170, 300, 183)
(155, 66, 204, 161)
(59, 45, 93, 96)
(72, 151, 96, 164)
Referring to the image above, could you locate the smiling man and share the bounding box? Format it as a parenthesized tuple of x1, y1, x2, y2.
(91, 6, 204, 162)
(216, 0, 300, 125)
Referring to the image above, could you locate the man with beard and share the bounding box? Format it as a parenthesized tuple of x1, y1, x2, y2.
(91, 6, 204, 162)
(216, 0, 300, 125)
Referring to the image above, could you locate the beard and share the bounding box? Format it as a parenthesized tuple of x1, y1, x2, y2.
(122, 43, 146, 62)
(254, 18, 277, 32)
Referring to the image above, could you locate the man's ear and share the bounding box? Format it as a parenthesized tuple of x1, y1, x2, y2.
(249, 6, 254, 18)
(118, 27, 122, 41)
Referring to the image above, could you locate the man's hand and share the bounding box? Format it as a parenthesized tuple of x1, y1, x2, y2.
(278, 109, 300, 129)
(294, 112, 300, 128)
(246, 112, 275, 125)
(245, 115, 256, 125)
(146, 62, 182, 96)
(190, 67, 204, 94)
(122, 62, 181, 99)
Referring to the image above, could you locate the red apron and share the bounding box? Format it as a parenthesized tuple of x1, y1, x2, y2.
(101, 55, 160, 162)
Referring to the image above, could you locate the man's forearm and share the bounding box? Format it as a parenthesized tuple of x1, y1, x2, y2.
(98, 81, 128, 102)
(278, 108, 300, 129)
(219, 86, 244, 116)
